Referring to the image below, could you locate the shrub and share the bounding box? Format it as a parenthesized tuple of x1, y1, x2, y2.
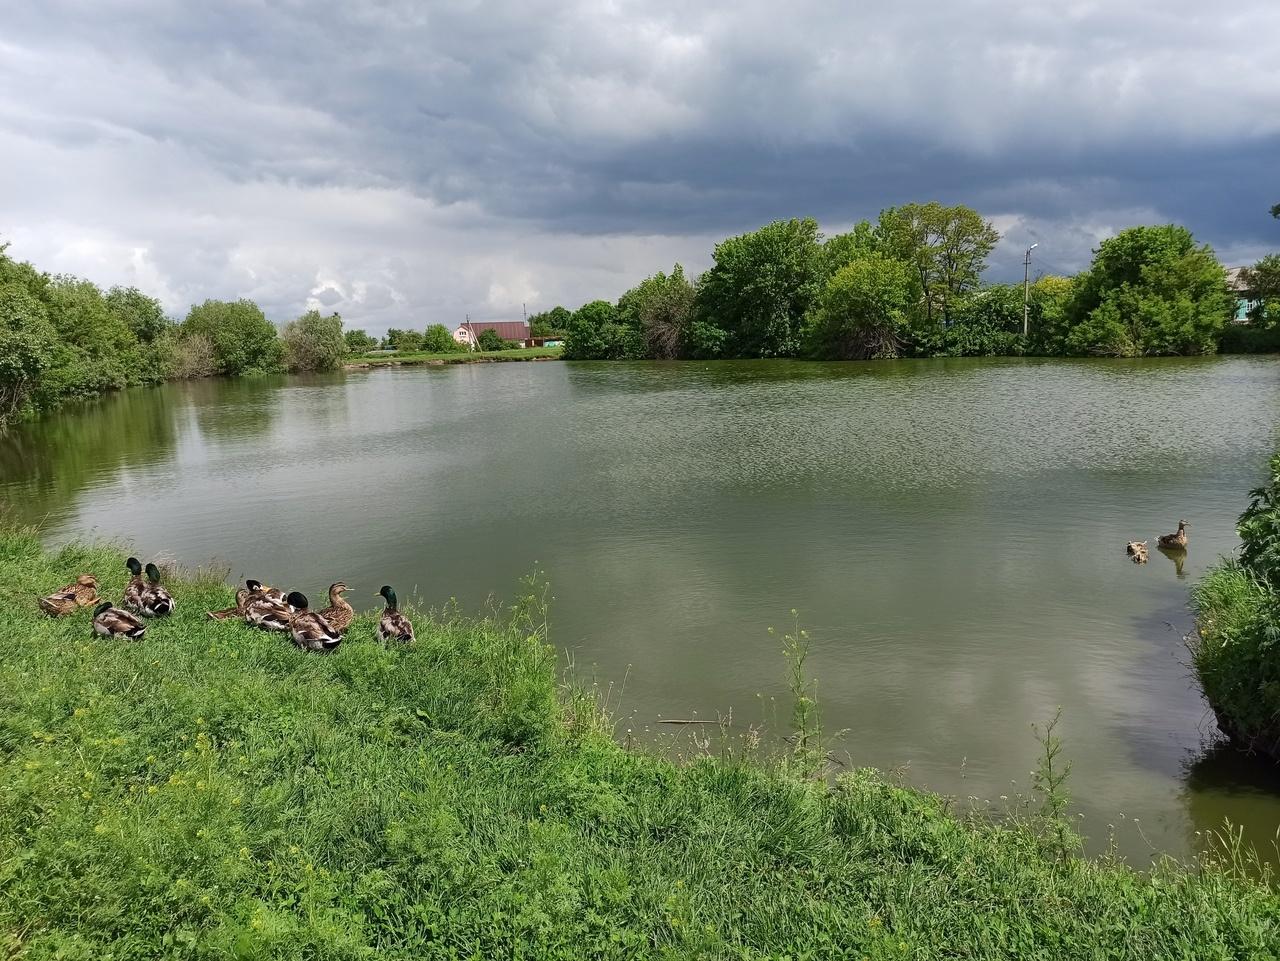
(282, 310, 345, 372)
(804, 255, 912, 359)
(422, 323, 456, 353)
(171, 333, 219, 379)
(476, 328, 512, 352)
(183, 300, 284, 375)
(563, 300, 638, 359)
(0, 281, 54, 423)
(343, 329, 378, 353)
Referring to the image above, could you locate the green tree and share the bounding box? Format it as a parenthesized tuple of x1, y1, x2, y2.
(563, 300, 637, 359)
(820, 221, 881, 280)
(476, 328, 511, 351)
(0, 281, 55, 423)
(693, 218, 823, 358)
(182, 299, 284, 375)
(344, 329, 377, 353)
(385, 328, 423, 353)
(104, 287, 169, 344)
(1240, 254, 1280, 326)
(282, 310, 346, 372)
(422, 323, 456, 352)
(616, 264, 695, 359)
(929, 284, 1027, 357)
(1063, 225, 1232, 356)
(529, 306, 571, 338)
(877, 202, 999, 327)
(803, 255, 913, 359)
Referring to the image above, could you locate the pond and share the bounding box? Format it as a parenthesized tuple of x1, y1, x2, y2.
(4, 355, 1279, 865)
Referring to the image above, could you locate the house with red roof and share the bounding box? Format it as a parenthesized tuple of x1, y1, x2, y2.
(452, 320, 531, 348)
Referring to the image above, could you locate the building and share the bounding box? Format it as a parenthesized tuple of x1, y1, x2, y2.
(452, 321, 532, 347)
(1227, 267, 1261, 325)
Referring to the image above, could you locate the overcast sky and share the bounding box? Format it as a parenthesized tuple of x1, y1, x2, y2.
(2, 1, 1278, 333)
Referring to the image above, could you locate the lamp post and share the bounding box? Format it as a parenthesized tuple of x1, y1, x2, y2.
(1022, 243, 1038, 338)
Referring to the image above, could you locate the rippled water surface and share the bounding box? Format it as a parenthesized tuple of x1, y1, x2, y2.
(4, 356, 1279, 863)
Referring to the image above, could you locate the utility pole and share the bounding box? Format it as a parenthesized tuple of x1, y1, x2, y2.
(1022, 243, 1038, 338)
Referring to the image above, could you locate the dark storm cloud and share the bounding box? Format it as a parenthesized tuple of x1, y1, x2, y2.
(2, 0, 1277, 331)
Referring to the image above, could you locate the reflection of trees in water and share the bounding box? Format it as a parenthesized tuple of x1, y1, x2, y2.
(185, 375, 285, 440)
(1181, 740, 1280, 871)
(0, 387, 180, 522)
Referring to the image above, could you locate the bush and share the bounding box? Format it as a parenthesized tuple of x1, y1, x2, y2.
(804, 255, 912, 359)
(476, 328, 512, 351)
(183, 300, 284, 375)
(422, 323, 456, 353)
(0, 281, 54, 422)
(343, 329, 378, 353)
(563, 300, 638, 359)
(1193, 451, 1280, 760)
(282, 310, 345, 372)
(171, 333, 219, 379)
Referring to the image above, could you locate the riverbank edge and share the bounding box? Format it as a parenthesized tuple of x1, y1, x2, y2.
(345, 348, 562, 369)
(3, 530, 1278, 958)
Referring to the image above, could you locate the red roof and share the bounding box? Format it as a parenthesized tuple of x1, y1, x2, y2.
(459, 321, 529, 340)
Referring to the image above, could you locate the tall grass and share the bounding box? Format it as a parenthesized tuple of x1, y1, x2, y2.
(2, 529, 1278, 959)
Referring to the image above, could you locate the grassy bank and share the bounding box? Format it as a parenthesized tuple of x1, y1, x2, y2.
(346, 346, 562, 368)
(1192, 452, 1280, 761)
(3, 532, 1279, 959)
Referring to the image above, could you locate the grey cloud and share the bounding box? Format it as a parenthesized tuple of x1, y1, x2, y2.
(1, 0, 1277, 333)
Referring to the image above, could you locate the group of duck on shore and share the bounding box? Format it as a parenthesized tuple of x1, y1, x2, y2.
(1125, 519, 1189, 564)
(37, 557, 414, 652)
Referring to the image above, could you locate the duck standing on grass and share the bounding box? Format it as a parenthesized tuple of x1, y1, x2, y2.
(138, 563, 175, 617)
(376, 585, 415, 644)
(122, 557, 146, 612)
(38, 574, 100, 617)
(318, 582, 355, 634)
(207, 588, 251, 620)
(285, 591, 342, 652)
(1158, 520, 1189, 550)
(92, 601, 146, 639)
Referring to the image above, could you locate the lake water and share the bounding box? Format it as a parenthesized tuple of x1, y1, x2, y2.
(4, 356, 1279, 865)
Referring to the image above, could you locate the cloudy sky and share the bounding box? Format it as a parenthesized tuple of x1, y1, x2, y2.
(2, 1, 1278, 333)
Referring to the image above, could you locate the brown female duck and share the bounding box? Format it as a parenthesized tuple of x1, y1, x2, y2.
(38, 574, 100, 617)
(318, 582, 354, 634)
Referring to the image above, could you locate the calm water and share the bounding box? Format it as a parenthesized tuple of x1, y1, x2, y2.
(3, 356, 1279, 865)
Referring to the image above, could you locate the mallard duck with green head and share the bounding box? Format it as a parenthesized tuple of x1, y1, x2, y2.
(122, 557, 146, 612)
(285, 591, 342, 653)
(92, 601, 146, 639)
(376, 585, 415, 644)
(39, 574, 100, 617)
(137, 563, 175, 617)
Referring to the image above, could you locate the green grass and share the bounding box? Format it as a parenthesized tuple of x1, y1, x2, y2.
(347, 346, 562, 367)
(3, 530, 1279, 959)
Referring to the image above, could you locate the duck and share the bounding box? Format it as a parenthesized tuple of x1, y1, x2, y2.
(122, 557, 146, 612)
(284, 591, 342, 653)
(1125, 541, 1148, 564)
(376, 585, 415, 644)
(207, 587, 252, 620)
(1157, 520, 1189, 550)
(92, 601, 146, 639)
(245, 592, 295, 632)
(38, 574, 100, 617)
(245, 579, 289, 605)
(318, 582, 355, 634)
(138, 562, 175, 617)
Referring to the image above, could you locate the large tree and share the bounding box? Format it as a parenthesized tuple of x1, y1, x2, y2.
(616, 264, 695, 359)
(803, 255, 912, 360)
(1240, 254, 1280, 326)
(562, 300, 639, 359)
(182, 299, 284, 375)
(693, 218, 823, 358)
(282, 310, 346, 372)
(1063, 225, 1232, 356)
(876, 202, 999, 326)
(422, 323, 456, 352)
(529, 306, 571, 337)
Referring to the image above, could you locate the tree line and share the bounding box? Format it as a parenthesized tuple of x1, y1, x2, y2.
(554, 203, 1277, 361)
(0, 244, 347, 427)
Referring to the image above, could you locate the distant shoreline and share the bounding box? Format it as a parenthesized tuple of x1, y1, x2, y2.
(344, 346, 563, 369)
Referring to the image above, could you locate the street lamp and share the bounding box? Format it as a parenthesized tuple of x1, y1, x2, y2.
(1022, 243, 1038, 338)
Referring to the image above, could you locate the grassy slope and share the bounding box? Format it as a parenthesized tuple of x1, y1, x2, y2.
(346, 347, 562, 367)
(2, 532, 1278, 960)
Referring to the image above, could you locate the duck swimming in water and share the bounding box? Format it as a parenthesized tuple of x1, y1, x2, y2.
(1157, 520, 1189, 550)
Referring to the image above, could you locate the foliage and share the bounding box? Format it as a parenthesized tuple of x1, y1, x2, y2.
(183, 300, 284, 376)
(475, 328, 515, 352)
(819, 221, 881, 280)
(422, 323, 456, 353)
(1193, 451, 1280, 761)
(693, 218, 824, 358)
(1239, 254, 1280, 326)
(0, 280, 55, 422)
(171, 333, 219, 379)
(616, 265, 695, 359)
(529, 306, 572, 338)
(876, 202, 999, 327)
(384, 328, 424, 353)
(2, 531, 1279, 959)
(343, 329, 378, 353)
(282, 310, 345, 372)
(1062, 226, 1232, 357)
(803, 255, 912, 359)
(563, 300, 638, 360)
